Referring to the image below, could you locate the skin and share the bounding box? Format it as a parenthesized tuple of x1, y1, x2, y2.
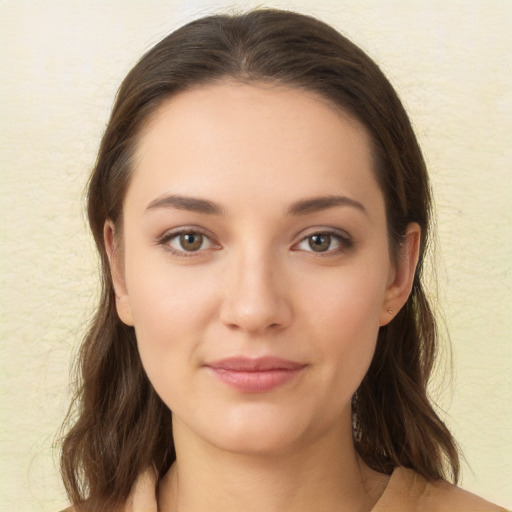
(105, 81, 420, 512)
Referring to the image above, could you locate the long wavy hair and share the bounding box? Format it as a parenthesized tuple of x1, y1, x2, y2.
(60, 9, 459, 511)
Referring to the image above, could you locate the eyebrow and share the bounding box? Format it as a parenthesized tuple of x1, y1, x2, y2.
(146, 194, 225, 215)
(287, 195, 367, 216)
(145, 193, 366, 216)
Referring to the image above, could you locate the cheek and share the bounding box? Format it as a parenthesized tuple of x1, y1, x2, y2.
(125, 247, 219, 332)
(124, 257, 219, 392)
(302, 260, 387, 337)
(299, 262, 387, 383)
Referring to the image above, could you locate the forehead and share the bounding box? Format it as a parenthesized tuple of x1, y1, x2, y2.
(127, 81, 383, 217)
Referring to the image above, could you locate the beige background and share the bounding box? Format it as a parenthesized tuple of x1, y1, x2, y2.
(0, 1, 510, 510)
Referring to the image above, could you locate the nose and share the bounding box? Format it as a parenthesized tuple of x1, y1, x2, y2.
(219, 250, 293, 335)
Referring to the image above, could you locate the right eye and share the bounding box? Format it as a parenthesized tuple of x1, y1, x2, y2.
(161, 230, 215, 255)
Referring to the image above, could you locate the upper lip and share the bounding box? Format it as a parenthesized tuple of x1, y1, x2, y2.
(205, 356, 306, 372)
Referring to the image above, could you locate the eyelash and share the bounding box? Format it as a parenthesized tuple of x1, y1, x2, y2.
(292, 229, 353, 256)
(158, 228, 219, 257)
(157, 228, 353, 257)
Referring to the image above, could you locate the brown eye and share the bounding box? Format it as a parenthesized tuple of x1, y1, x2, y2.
(163, 230, 215, 256)
(294, 231, 350, 255)
(308, 234, 331, 252)
(179, 232, 204, 251)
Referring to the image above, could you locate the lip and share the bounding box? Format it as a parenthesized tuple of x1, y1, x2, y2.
(204, 356, 307, 393)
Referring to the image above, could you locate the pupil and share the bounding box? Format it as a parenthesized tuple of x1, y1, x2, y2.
(309, 234, 330, 252)
(180, 233, 203, 251)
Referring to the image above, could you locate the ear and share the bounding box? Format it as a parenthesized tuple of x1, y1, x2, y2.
(379, 223, 421, 326)
(104, 220, 134, 326)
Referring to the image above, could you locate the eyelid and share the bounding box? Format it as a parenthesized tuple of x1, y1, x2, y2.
(156, 225, 353, 256)
(291, 227, 353, 254)
(157, 226, 221, 256)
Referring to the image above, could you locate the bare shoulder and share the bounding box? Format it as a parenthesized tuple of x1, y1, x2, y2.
(426, 478, 508, 512)
(374, 467, 509, 512)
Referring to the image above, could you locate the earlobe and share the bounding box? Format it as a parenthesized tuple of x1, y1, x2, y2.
(379, 223, 421, 326)
(104, 221, 134, 326)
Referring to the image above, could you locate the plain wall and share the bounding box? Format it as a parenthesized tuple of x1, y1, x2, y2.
(0, 1, 510, 510)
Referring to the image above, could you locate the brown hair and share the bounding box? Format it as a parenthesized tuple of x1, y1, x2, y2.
(61, 9, 459, 511)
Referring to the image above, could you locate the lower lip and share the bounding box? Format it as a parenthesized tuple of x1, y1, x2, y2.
(206, 367, 305, 393)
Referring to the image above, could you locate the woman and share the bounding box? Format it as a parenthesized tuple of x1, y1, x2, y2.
(60, 9, 507, 512)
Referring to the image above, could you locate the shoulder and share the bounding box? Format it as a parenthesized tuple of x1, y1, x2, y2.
(422, 477, 508, 512)
(373, 466, 509, 512)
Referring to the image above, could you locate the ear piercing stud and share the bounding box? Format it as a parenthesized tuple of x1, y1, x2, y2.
(386, 307, 393, 314)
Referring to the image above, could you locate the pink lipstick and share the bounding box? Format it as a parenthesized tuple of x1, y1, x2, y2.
(205, 356, 306, 393)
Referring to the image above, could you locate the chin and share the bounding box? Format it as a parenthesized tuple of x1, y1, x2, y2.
(183, 400, 338, 458)
(207, 424, 306, 457)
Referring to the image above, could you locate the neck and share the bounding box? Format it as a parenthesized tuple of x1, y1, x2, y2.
(158, 416, 389, 512)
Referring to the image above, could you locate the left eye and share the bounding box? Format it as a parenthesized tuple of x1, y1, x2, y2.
(295, 233, 346, 253)
(167, 231, 213, 253)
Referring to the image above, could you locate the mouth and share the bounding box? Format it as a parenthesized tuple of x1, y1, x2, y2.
(204, 356, 307, 393)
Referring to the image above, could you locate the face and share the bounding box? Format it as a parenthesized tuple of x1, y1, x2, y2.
(107, 81, 418, 457)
